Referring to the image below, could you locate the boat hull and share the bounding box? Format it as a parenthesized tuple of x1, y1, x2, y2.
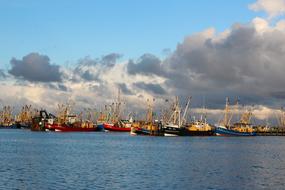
(47, 124, 98, 132)
(96, 123, 105, 131)
(163, 126, 181, 136)
(131, 127, 151, 135)
(183, 130, 215, 136)
(131, 127, 164, 136)
(103, 123, 131, 132)
(215, 126, 256, 136)
(16, 122, 31, 129)
(0, 124, 19, 129)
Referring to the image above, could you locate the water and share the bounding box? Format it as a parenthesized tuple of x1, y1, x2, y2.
(1, 129, 285, 190)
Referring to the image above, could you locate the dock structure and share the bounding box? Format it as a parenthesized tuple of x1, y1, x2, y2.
(256, 129, 285, 136)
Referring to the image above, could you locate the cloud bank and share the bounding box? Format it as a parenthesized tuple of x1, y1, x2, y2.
(9, 53, 62, 82)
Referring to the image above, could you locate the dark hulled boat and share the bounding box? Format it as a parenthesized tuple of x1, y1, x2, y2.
(96, 123, 105, 131)
(130, 121, 164, 136)
(162, 97, 191, 136)
(0, 124, 18, 129)
(15, 105, 35, 129)
(31, 110, 52, 131)
(130, 99, 164, 136)
(163, 124, 182, 136)
(184, 120, 215, 136)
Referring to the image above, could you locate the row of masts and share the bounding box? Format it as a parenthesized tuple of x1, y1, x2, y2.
(17, 105, 33, 123)
(166, 96, 191, 127)
(50, 92, 285, 129)
(51, 95, 252, 128)
(0, 105, 37, 126)
(0, 106, 13, 126)
(219, 97, 256, 127)
(1, 94, 285, 127)
(47, 90, 124, 125)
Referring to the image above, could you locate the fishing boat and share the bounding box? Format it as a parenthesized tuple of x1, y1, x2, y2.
(185, 119, 215, 136)
(96, 107, 110, 131)
(130, 99, 164, 136)
(103, 120, 132, 132)
(15, 105, 35, 129)
(215, 125, 256, 136)
(131, 121, 164, 136)
(0, 123, 17, 129)
(103, 89, 132, 132)
(32, 103, 99, 132)
(46, 113, 99, 132)
(46, 103, 99, 132)
(162, 96, 191, 136)
(96, 123, 105, 131)
(0, 106, 18, 129)
(47, 122, 98, 132)
(183, 100, 215, 136)
(214, 97, 256, 136)
(31, 110, 51, 131)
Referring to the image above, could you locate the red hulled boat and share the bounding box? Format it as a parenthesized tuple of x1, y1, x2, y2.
(31, 106, 100, 132)
(102, 89, 132, 132)
(103, 122, 131, 132)
(46, 123, 98, 132)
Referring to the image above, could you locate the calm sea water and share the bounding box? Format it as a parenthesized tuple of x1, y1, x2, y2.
(1, 129, 285, 190)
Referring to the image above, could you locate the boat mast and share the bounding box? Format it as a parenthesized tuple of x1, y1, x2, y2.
(160, 99, 170, 124)
(110, 89, 122, 123)
(178, 97, 181, 127)
(2, 106, 13, 125)
(181, 97, 191, 126)
(168, 96, 181, 126)
(220, 97, 231, 127)
(235, 97, 240, 122)
(0, 109, 3, 125)
(277, 107, 285, 127)
(116, 89, 122, 121)
(201, 96, 207, 123)
(146, 99, 153, 123)
(240, 106, 253, 125)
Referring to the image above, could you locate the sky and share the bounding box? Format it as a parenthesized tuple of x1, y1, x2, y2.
(1, 0, 285, 124)
(0, 0, 259, 68)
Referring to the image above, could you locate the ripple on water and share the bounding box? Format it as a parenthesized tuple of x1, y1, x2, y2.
(1, 131, 285, 189)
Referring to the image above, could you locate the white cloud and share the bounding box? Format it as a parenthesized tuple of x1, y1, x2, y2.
(192, 105, 279, 124)
(252, 106, 277, 120)
(276, 19, 285, 30)
(252, 17, 269, 33)
(249, 0, 285, 19)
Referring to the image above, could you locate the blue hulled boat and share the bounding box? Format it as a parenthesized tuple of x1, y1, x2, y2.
(215, 125, 256, 136)
(96, 123, 105, 131)
(215, 97, 256, 137)
(0, 124, 18, 129)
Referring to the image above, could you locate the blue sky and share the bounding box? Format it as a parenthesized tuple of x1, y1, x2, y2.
(0, 0, 261, 69)
(1, 0, 285, 121)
